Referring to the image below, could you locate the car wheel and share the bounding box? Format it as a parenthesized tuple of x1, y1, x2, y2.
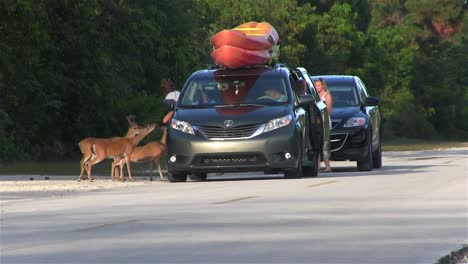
(357, 130, 373, 171)
(284, 146, 303, 179)
(372, 136, 382, 169)
(167, 172, 188, 182)
(189, 173, 207, 181)
(303, 150, 319, 177)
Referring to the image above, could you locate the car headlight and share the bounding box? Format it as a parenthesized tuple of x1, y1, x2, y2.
(171, 119, 195, 134)
(263, 115, 292, 133)
(343, 117, 366, 127)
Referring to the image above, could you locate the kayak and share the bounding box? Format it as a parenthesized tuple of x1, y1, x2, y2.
(210, 21, 280, 69)
(211, 45, 273, 69)
(211, 22, 279, 50)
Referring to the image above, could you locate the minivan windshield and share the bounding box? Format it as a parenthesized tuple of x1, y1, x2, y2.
(179, 74, 289, 108)
(327, 83, 360, 107)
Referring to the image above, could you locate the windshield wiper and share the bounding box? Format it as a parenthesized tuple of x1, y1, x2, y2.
(214, 103, 266, 108)
(179, 105, 211, 109)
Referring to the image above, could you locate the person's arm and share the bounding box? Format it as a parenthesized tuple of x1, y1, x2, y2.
(325, 93, 333, 114)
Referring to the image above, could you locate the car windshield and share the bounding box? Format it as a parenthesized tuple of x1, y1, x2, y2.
(179, 74, 289, 108)
(327, 83, 359, 107)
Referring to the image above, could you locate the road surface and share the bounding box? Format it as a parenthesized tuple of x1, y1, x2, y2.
(1, 148, 467, 263)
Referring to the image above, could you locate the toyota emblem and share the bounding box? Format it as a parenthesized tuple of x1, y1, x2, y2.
(224, 120, 234, 127)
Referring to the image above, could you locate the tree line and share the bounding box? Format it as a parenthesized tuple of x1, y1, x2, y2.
(0, 0, 466, 161)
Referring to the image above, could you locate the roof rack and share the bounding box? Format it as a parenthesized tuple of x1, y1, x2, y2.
(206, 63, 286, 70)
(274, 63, 287, 69)
(207, 64, 220, 70)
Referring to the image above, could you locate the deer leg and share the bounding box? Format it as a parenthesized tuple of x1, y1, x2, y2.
(149, 161, 154, 182)
(119, 161, 126, 182)
(86, 154, 105, 182)
(126, 158, 134, 182)
(111, 159, 120, 181)
(111, 160, 115, 181)
(157, 158, 165, 181)
(115, 165, 121, 181)
(79, 154, 92, 181)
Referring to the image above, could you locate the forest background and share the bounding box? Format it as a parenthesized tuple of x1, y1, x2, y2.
(0, 0, 467, 161)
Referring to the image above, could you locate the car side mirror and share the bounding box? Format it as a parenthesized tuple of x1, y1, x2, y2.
(163, 99, 175, 110)
(298, 95, 316, 107)
(365, 96, 379, 106)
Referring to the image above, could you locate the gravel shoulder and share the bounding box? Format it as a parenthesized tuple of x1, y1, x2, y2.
(0, 175, 162, 200)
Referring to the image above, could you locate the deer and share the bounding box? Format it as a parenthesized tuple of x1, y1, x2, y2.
(80, 123, 157, 182)
(78, 115, 143, 181)
(111, 126, 168, 182)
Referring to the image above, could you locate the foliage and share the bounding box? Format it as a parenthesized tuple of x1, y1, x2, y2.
(0, 0, 466, 161)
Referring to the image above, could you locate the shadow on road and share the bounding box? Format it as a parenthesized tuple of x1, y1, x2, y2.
(204, 163, 446, 182)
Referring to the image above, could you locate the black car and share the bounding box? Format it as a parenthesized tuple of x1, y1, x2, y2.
(310, 75, 382, 171)
(163, 64, 326, 182)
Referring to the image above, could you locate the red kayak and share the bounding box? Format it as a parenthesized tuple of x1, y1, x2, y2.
(211, 22, 279, 50)
(211, 45, 272, 69)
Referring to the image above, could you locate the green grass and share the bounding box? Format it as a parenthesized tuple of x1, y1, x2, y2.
(383, 138, 468, 151)
(0, 160, 108, 176)
(0, 160, 167, 176)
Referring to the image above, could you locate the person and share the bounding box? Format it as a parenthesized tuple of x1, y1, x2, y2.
(262, 86, 287, 102)
(200, 89, 219, 104)
(297, 79, 307, 96)
(314, 78, 333, 173)
(161, 79, 180, 102)
(161, 79, 180, 124)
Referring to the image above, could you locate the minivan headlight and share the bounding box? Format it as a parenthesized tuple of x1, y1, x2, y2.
(171, 119, 195, 134)
(343, 117, 365, 127)
(263, 115, 292, 133)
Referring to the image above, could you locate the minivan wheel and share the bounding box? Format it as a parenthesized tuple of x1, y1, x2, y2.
(357, 130, 373, 171)
(372, 137, 382, 168)
(189, 173, 207, 181)
(303, 150, 319, 177)
(167, 172, 188, 182)
(284, 148, 303, 179)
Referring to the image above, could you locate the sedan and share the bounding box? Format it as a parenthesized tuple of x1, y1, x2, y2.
(310, 75, 382, 171)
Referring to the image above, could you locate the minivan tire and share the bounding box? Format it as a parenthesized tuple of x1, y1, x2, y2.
(189, 173, 207, 181)
(284, 144, 303, 179)
(303, 150, 319, 177)
(168, 172, 188, 182)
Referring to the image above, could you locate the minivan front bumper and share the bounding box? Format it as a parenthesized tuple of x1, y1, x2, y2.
(167, 124, 300, 174)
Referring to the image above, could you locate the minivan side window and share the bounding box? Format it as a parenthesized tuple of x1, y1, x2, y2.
(302, 74, 320, 101)
(289, 75, 300, 102)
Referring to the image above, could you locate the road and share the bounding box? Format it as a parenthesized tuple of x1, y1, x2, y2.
(1, 148, 467, 264)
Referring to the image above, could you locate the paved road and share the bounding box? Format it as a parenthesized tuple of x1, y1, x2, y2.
(1, 148, 467, 264)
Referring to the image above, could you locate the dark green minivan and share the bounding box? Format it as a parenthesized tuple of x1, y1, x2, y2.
(164, 64, 327, 182)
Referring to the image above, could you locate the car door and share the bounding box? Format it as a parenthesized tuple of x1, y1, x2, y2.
(295, 68, 329, 153)
(288, 72, 309, 153)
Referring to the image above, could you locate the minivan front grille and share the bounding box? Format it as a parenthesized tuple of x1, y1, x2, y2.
(196, 124, 261, 139)
(193, 154, 266, 166)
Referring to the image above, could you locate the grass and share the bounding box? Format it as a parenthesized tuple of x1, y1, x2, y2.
(0, 160, 166, 177)
(0, 140, 466, 175)
(382, 138, 468, 151)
